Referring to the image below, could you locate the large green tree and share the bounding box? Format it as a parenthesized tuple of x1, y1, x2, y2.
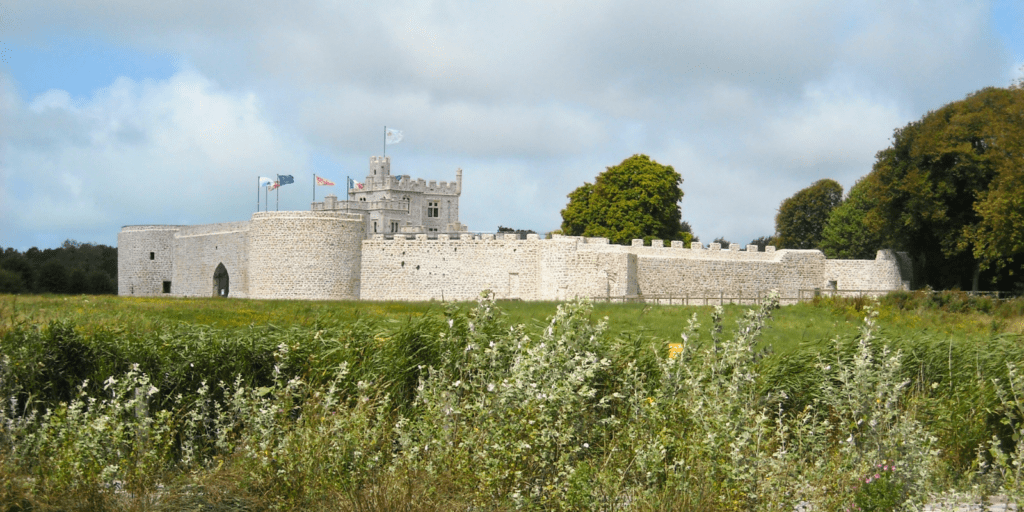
(774, 179, 843, 249)
(819, 179, 885, 260)
(560, 155, 684, 245)
(863, 86, 1024, 290)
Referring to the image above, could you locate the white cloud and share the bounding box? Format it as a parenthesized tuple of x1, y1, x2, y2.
(1, 0, 1020, 250)
(0, 69, 308, 249)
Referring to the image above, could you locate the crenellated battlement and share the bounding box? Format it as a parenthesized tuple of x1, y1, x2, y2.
(353, 175, 461, 195)
(313, 195, 409, 212)
(362, 234, 783, 258)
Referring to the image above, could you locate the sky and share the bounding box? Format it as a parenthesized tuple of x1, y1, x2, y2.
(0, 0, 1022, 251)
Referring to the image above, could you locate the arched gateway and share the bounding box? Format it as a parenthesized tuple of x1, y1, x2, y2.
(213, 263, 229, 297)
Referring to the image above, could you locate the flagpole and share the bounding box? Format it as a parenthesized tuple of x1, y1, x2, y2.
(313, 173, 316, 204)
(256, 177, 260, 212)
(383, 125, 386, 157)
(276, 185, 279, 211)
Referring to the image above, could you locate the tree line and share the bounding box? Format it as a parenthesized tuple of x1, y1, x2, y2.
(559, 82, 1024, 292)
(0, 240, 117, 294)
(771, 85, 1024, 292)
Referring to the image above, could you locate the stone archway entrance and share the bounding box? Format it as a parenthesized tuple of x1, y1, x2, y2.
(213, 263, 229, 298)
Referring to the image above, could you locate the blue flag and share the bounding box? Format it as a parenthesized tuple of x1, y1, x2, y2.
(277, 174, 295, 186)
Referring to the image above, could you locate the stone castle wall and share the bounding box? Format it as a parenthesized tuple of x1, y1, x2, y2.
(635, 251, 823, 299)
(540, 237, 635, 300)
(824, 250, 912, 291)
(360, 234, 544, 301)
(120, 217, 912, 302)
(172, 222, 251, 298)
(118, 225, 179, 296)
(248, 211, 364, 300)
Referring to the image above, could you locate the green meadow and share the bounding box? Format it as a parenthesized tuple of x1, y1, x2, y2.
(0, 291, 1022, 511)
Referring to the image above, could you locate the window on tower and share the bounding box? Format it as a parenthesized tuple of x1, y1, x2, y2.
(427, 201, 439, 218)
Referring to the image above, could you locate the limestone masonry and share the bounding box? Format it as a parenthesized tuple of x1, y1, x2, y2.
(119, 156, 912, 302)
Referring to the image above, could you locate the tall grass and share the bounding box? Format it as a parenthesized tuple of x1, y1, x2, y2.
(0, 292, 1022, 510)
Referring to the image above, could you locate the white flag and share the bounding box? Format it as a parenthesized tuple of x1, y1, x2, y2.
(259, 176, 274, 187)
(385, 128, 403, 145)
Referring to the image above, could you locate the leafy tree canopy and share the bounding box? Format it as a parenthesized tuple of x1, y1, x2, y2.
(497, 226, 536, 235)
(774, 179, 843, 249)
(820, 179, 886, 260)
(560, 154, 684, 245)
(678, 221, 696, 245)
(863, 85, 1024, 288)
(0, 240, 117, 294)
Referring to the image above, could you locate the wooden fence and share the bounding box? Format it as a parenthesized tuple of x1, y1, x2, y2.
(588, 288, 1013, 306)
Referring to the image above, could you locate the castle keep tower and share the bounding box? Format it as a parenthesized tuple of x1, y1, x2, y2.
(312, 156, 466, 238)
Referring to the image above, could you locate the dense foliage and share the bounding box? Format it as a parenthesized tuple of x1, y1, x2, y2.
(497, 226, 537, 236)
(1, 293, 1023, 510)
(820, 179, 886, 260)
(861, 86, 1024, 290)
(0, 240, 116, 294)
(774, 179, 843, 249)
(561, 154, 685, 245)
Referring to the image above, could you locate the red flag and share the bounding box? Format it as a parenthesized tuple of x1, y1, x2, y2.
(316, 176, 335, 186)
(268, 181, 280, 191)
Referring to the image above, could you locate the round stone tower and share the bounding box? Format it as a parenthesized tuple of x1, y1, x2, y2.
(247, 211, 364, 300)
(118, 225, 181, 296)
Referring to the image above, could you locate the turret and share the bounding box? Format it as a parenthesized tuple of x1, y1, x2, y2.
(370, 156, 391, 177)
(456, 168, 462, 195)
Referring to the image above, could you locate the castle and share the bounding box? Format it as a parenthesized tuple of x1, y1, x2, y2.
(118, 156, 912, 302)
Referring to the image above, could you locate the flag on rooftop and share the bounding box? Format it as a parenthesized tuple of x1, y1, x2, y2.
(385, 128, 403, 145)
(354, 180, 364, 190)
(315, 175, 335, 186)
(277, 174, 295, 186)
(259, 176, 273, 187)
(268, 181, 280, 191)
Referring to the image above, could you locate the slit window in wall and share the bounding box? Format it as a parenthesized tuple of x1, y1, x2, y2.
(149, 252, 155, 260)
(162, 281, 171, 294)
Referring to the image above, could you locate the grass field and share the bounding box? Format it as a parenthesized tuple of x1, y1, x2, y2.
(0, 291, 1022, 510)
